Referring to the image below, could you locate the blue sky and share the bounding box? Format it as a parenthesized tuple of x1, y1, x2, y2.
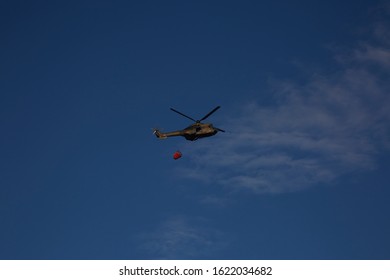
(1, 0, 390, 259)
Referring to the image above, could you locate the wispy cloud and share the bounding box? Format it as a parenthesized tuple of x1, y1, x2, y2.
(138, 216, 228, 259)
(354, 44, 390, 67)
(180, 22, 390, 194)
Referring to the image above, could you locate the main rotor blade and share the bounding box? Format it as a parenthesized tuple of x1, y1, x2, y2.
(170, 108, 197, 122)
(200, 106, 221, 121)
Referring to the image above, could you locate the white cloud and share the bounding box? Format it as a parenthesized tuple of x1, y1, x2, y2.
(354, 44, 390, 67)
(138, 216, 227, 259)
(179, 24, 390, 194)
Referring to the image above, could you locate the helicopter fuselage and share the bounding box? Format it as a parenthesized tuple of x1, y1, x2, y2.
(183, 123, 218, 140)
(154, 123, 218, 141)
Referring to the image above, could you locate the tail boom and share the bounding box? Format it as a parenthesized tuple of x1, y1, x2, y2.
(153, 129, 167, 139)
(153, 129, 183, 139)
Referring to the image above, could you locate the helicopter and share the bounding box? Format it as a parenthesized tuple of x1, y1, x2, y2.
(153, 106, 225, 141)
